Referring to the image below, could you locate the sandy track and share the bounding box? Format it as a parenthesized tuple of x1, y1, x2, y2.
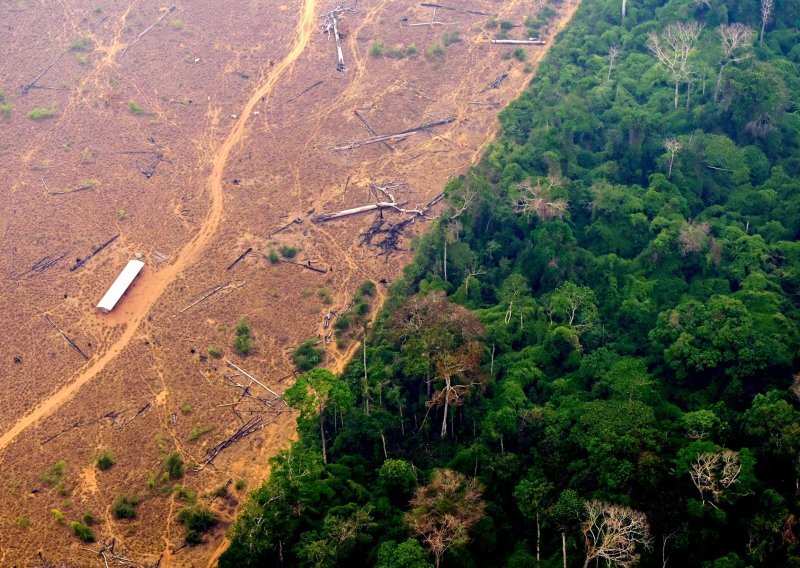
(0, 0, 319, 454)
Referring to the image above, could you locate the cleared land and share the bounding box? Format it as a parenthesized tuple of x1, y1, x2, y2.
(0, 0, 579, 565)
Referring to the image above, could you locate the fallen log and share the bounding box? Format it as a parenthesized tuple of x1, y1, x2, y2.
(29, 253, 66, 276)
(70, 233, 119, 271)
(44, 315, 90, 360)
(173, 281, 246, 315)
(120, 6, 176, 57)
(21, 49, 68, 94)
(333, 117, 455, 151)
(196, 416, 264, 470)
(311, 201, 409, 222)
(280, 259, 327, 274)
(480, 72, 509, 93)
(287, 80, 324, 103)
(225, 359, 284, 400)
(136, 153, 164, 178)
(226, 247, 253, 270)
(491, 39, 546, 45)
(354, 109, 393, 151)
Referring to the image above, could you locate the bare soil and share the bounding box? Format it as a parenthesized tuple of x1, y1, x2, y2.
(0, 0, 580, 565)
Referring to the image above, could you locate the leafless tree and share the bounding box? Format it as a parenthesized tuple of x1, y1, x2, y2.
(581, 501, 653, 568)
(515, 178, 568, 221)
(607, 44, 622, 81)
(464, 266, 485, 294)
(664, 138, 682, 179)
(715, 24, 754, 101)
(648, 22, 703, 108)
(429, 342, 485, 437)
(678, 220, 710, 255)
(746, 113, 775, 138)
(407, 469, 485, 568)
(689, 450, 741, 506)
(760, 0, 774, 47)
(621, 0, 627, 21)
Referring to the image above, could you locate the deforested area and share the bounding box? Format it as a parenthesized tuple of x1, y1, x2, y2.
(0, 0, 581, 565)
(223, 0, 800, 567)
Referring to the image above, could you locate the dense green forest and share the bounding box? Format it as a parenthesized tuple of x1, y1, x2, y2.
(220, 0, 800, 566)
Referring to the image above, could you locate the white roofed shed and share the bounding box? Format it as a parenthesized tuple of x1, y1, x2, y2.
(96, 259, 145, 313)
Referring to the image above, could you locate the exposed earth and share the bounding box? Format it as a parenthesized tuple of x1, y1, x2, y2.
(0, 0, 579, 565)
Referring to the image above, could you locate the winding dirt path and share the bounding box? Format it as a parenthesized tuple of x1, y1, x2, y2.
(0, 0, 319, 454)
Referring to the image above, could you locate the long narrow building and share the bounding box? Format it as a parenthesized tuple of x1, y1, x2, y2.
(96, 259, 145, 313)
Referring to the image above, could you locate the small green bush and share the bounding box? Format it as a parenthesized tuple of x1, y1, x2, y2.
(268, 249, 280, 263)
(82, 512, 95, 525)
(279, 246, 297, 259)
(112, 495, 139, 519)
(499, 20, 515, 31)
(75, 54, 89, 65)
(173, 484, 197, 503)
(207, 346, 222, 358)
(235, 479, 246, 491)
(0, 103, 11, 118)
(177, 506, 218, 533)
(29, 106, 56, 120)
(443, 31, 462, 46)
(357, 280, 376, 297)
(43, 460, 67, 485)
(128, 101, 145, 115)
(180, 402, 192, 414)
(292, 340, 323, 371)
(96, 451, 115, 471)
(170, 19, 183, 30)
(188, 425, 213, 442)
(14, 515, 30, 528)
(164, 451, 185, 479)
(71, 521, 95, 542)
(68, 36, 93, 51)
(52, 509, 66, 524)
(370, 41, 384, 57)
(405, 44, 418, 56)
(334, 315, 351, 331)
(318, 288, 333, 305)
(233, 318, 252, 355)
(425, 43, 445, 59)
(386, 47, 405, 59)
(212, 485, 228, 498)
(513, 47, 526, 61)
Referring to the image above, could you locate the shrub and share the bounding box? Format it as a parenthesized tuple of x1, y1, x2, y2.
(268, 249, 280, 263)
(82, 512, 95, 525)
(443, 31, 462, 46)
(405, 44, 418, 56)
(499, 20, 515, 31)
(425, 43, 445, 59)
(71, 521, 95, 542)
(279, 245, 297, 259)
(485, 17, 498, 29)
(207, 346, 222, 358)
(52, 509, 65, 524)
(386, 47, 405, 59)
(212, 485, 228, 498)
(112, 495, 139, 519)
(233, 318, 252, 355)
(128, 101, 144, 115)
(170, 19, 183, 30)
(370, 41, 384, 57)
(188, 425, 213, 442)
(292, 340, 323, 371)
(43, 460, 67, 485)
(177, 506, 218, 533)
(235, 479, 246, 491)
(14, 515, 30, 528)
(357, 280, 376, 297)
(318, 288, 333, 305)
(334, 315, 351, 331)
(96, 451, 115, 471)
(180, 402, 191, 414)
(29, 106, 56, 120)
(164, 451, 185, 479)
(75, 54, 89, 65)
(173, 484, 197, 503)
(513, 47, 526, 61)
(68, 36, 92, 51)
(0, 103, 11, 118)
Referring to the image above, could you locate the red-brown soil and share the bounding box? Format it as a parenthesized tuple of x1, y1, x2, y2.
(0, 0, 579, 565)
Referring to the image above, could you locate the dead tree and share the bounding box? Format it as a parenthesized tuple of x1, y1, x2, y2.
(70, 234, 119, 271)
(760, 0, 773, 47)
(408, 5, 456, 26)
(227, 247, 253, 270)
(689, 450, 741, 506)
(479, 72, 509, 93)
(120, 6, 176, 58)
(29, 253, 66, 276)
(195, 416, 264, 470)
(490, 39, 546, 45)
(648, 22, 703, 109)
(515, 178, 567, 221)
(44, 315, 90, 360)
(354, 109, 393, 151)
(287, 80, 324, 103)
(664, 138, 682, 179)
(607, 45, 621, 81)
(333, 117, 455, 151)
(320, 6, 357, 72)
(136, 153, 166, 178)
(582, 501, 652, 568)
(715, 24, 753, 101)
